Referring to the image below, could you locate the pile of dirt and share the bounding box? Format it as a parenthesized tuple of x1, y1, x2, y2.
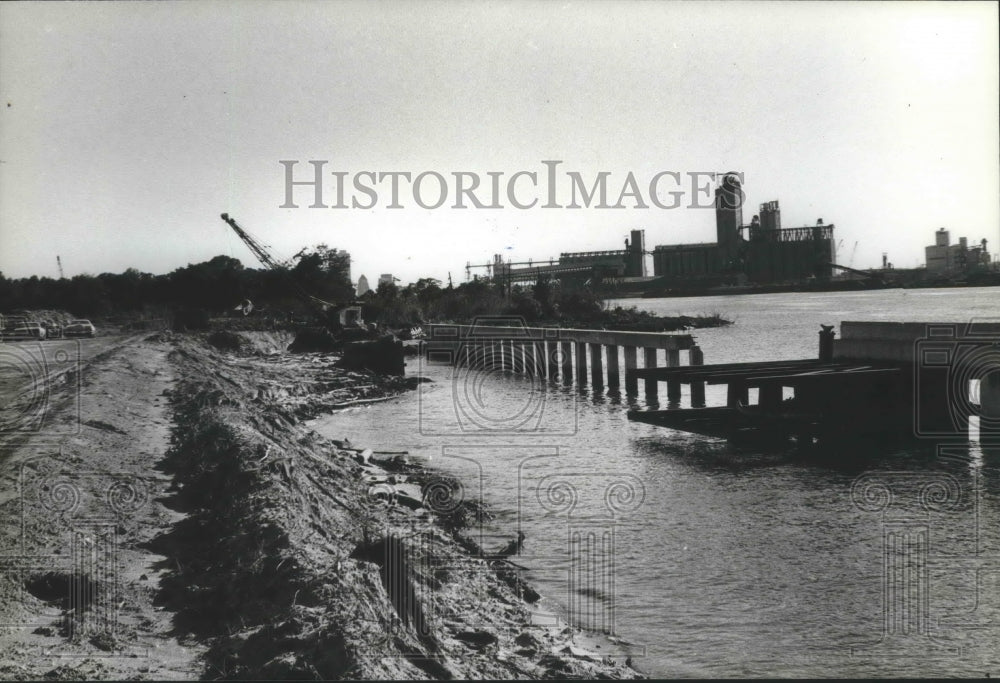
(236, 330, 297, 355)
(287, 327, 339, 353)
(153, 336, 642, 680)
(337, 335, 405, 376)
(206, 329, 247, 352)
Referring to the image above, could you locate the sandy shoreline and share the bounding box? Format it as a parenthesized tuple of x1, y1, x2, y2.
(0, 331, 643, 680)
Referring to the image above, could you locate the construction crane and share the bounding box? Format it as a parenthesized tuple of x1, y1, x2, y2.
(219, 213, 340, 311)
(848, 241, 859, 269)
(220, 213, 289, 270)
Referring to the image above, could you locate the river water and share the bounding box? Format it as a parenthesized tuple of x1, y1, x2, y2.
(313, 287, 1000, 678)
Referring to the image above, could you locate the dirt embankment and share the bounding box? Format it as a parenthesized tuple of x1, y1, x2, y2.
(0, 332, 641, 680)
(158, 335, 641, 679)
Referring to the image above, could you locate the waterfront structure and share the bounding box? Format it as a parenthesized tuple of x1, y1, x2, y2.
(481, 229, 648, 286)
(651, 175, 836, 285)
(423, 321, 699, 404)
(925, 228, 991, 273)
(628, 320, 1000, 445)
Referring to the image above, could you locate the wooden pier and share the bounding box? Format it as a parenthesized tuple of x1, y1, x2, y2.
(423, 321, 700, 396)
(627, 321, 1000, 444)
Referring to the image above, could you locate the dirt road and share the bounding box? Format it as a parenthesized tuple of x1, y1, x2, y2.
(0, 333, 205, 680)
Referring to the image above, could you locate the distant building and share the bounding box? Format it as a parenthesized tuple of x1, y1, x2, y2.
(557, 229, 648, 277)
(651, 175, 835, 284)
(486, 229, 647, 286)
(356, 274, 370, 296)
(378, 274, 398, 289)
(925, 228, 991, 273)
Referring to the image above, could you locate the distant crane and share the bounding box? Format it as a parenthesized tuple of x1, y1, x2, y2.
(56, 255, 64, 279)
(848, 241, 859, 269)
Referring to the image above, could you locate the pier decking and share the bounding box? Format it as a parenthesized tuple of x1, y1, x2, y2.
(628, 321, 1000, 443)
(420, 320, 999, 444)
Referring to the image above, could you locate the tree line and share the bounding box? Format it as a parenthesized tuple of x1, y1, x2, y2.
(0, 245, 353, 319)
(0, 251, 730, 333)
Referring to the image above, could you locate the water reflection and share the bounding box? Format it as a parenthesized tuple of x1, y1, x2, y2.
(316, 288, 1000, 677)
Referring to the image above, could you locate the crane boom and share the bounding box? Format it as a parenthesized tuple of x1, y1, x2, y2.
(219, 212, 341, 310)
(220, 213, 287, 270)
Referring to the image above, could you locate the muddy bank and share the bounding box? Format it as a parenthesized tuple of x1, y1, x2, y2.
(158, 335, 641, 679)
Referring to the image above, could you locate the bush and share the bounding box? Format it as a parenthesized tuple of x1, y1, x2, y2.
(173, 308, 210, 331)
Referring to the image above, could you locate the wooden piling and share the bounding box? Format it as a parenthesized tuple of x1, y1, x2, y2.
(590, 343, 604, 388)
(643, 348, 658, 401)
(547, 340, 559, 380)
(561, 341, 574, 383)
(606, 345, 620, 390)
(981, 371, 1000, 442)
(726, 381, 748, 408)
(760, 383, 782, 410)
(690, 346, 705, 407)
(667, 349, 681, 403)
(624, 346, 638, 395)
(576, 341, 588, 386)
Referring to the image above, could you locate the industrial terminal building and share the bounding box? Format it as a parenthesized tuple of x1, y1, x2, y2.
(470, 176, 837, 290)
(925, 228, 991, 273)
(483, 229, 648, 285)
(651, 175, 836, 284)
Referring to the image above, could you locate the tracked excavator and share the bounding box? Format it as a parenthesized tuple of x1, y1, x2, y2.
(220, 213, 362, 326)
(218, 214, 404, 373)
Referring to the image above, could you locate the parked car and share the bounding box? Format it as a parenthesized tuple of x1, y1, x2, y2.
(63, 319, 96, 338)
(1, 321, 47, 340)
(40, 320, 63, 339)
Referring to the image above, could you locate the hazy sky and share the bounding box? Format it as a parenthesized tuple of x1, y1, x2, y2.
(2, 0, 997, 285)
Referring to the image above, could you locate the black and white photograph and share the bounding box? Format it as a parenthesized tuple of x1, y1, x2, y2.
(1, 0, 998, 679)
